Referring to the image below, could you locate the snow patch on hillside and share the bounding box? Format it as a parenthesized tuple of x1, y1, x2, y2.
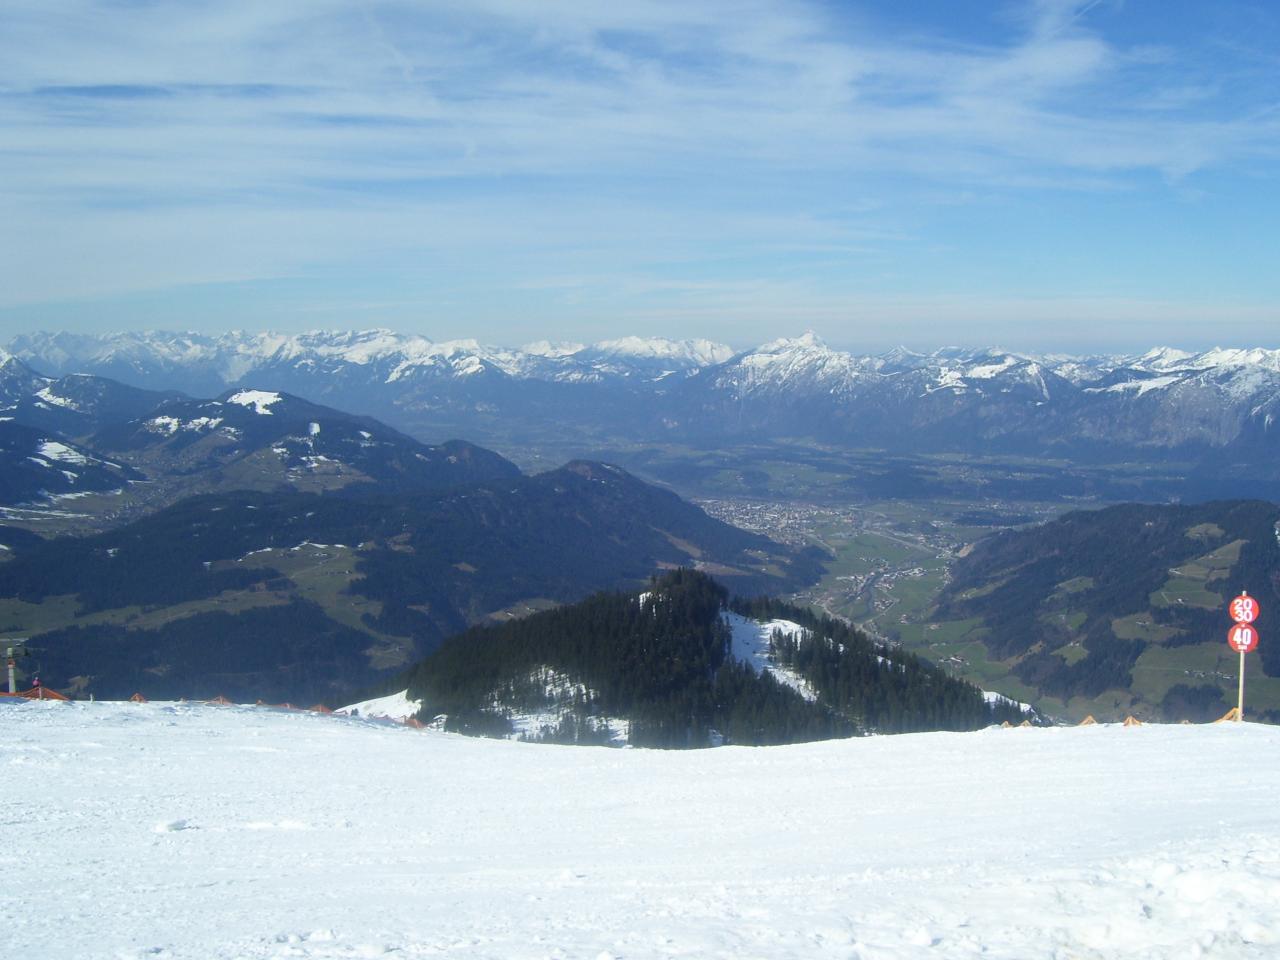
(488, 666, 631, 745)
(145, 414, 225, 435)
(1089, 375, 1181, 396)
(146, 415, 180, 435)
(723, 612, 818, 702)
(37, 440, 91, 465)
(34, 386, 79, 410)
(984, 690, 1035, 715)
(335, 689, 421, 721)
(226, 390, 282, 414)
(965, 356, 1017, 379)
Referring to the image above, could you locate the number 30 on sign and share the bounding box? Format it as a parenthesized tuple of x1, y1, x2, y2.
(1230, 593, 1260, 623)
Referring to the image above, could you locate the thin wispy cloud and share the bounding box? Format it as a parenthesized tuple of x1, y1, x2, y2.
(1, 0, 1277, 347)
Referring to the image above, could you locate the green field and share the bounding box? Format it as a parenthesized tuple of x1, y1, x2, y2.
(1054, 576, 1095, 596)
(1111, 613, 1183, 644)
(1130, 642, 1280, 715)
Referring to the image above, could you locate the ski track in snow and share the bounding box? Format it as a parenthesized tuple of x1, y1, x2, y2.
(3, 700, 1280, 959)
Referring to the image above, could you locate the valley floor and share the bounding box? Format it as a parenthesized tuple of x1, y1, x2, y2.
(3, 701, 1278, 959)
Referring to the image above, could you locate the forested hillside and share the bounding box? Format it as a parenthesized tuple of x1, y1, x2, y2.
(0, 465, 821, 702)
(934, 500, 1280, 721)
(400, 570, 1024, 747)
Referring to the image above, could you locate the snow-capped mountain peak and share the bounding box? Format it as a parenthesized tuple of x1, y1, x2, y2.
(521, 340, 586, 359)
(875, 345, 927, 371)
(588, 336, 734, 366)
(757, 331, 829, 355)
(1135, 346, 1195, 370)
(1193, 346, 1280, 373)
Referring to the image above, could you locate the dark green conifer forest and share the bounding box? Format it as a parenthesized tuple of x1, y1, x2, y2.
(401, 570, 1025, 747)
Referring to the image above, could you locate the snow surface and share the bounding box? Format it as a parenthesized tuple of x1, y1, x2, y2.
(4, 701, 1280, 959)
(590, 336, 733, 366)
(226, 390, 283, 414)
(33, 385, 79, 410)
(335, 689, 421, 721)
(146, 415, 181, 435)
(964, 357, 1016, 379)
(141, 412, 226, 435)
(479, 669, 632, 745)
(1089, 375, 1182, 397)
(984, 690, 1035, 715)
(520, 339, 586, 358)
(36, 439, 91, 465)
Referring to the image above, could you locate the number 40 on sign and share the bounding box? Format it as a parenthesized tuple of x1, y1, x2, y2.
(1228, 622, 1259, 654)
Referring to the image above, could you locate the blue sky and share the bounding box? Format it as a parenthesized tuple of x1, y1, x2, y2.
(1, 0, 1277, 352)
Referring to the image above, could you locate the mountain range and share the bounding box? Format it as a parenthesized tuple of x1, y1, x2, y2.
(9, 332, 1280, 473)
(0, 368, 521, 515)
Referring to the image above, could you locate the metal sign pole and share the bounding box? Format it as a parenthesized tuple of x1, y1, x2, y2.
(1238, 648, 1246, 722)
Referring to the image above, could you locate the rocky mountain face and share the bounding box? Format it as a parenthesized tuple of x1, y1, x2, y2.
(9, 329, 1280, 461)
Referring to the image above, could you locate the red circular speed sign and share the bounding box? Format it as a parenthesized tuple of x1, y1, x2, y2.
(1228, 622, 1259, 654)
(1230, 593, 1260, 624)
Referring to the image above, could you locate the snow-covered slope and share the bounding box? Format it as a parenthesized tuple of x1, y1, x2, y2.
(335, 689, 422, 721)
(5, 700, 1279, 959)
(723, 611, 819, 701)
